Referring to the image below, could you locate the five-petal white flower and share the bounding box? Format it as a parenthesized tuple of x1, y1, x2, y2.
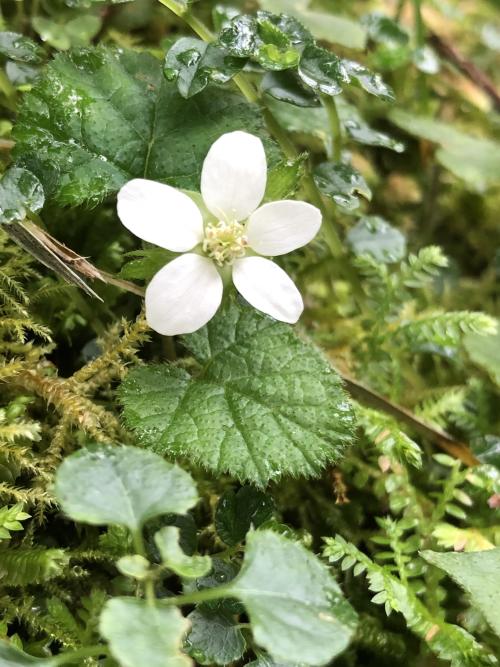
(117, 131, 322, 335)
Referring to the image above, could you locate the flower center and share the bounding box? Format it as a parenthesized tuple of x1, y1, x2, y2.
(202, 220, 248, 267)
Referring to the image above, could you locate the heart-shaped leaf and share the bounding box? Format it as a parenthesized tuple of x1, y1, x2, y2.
(13, 48, 278, 206)
(224, 530, 358, 664)
(53, 443, 198, 531)
(99, 598, 191, 667)
(120, 300, 355, 487)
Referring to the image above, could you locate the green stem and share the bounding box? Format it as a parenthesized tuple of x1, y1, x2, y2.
(132, 530, 156, 605)
(321, 95, 342, 162)
(413, 0, 424, 47)
(394, 0, 407, 21)
(164, 585, 232, 606)
(50, 646, 107, 665)
(156, 0, 360, 279)
(156, 0, 213, 41)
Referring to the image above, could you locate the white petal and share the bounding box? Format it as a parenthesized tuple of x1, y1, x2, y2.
(232, 257, 303, 324)
(201, 131, 267, 222)
(247, 200, 322, 256)
(117, 179, 203, 252)
(145, 254, 223, 335)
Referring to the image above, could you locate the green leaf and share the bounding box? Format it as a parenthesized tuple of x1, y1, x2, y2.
(99, 598, 190, 667)
(5, 61, 40, 86)
(388, 109, 500, 191)
(119, 248, 174, 281)
(421, 549, 500, 638)
(185, 609, 246, 665)
(314, 162, 371, 212)
(154, 526, 212, 578)
(261, 70, 319, 107)
(215, 486, 275, 546)
(13, 47, 278, 206)
(120, 300, 355, 487)
(32, 15, 102, 51)
(218, 12, 306, 71)
(0, 642, 54, 666)
(0, 168, 44, 224)
(259, 0, 367, 50)
(264, 154, 306, 200)
(0, 32, 45, 64)
(53, 443, 198, 531)
(116, 555, 150, 580)
(164, 37, 243, 98)
(338, 98, 405, 152)
(298, 44, 348, 96)
(472, 436, 500, 470)
(225, 530, 357, 664)
(342, 60, 394, 102)
(361, 12, 409, 47)
(464, 321, 500, 387)
(347, 216, 406, 263)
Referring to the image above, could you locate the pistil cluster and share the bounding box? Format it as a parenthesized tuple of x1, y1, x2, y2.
(203, 220, 248, 266)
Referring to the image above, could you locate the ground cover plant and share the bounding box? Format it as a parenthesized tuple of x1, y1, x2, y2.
(0, 0, 499, 665)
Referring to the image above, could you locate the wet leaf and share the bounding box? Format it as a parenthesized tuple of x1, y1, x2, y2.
(347, 216, 406, 263)
(0, 32, 45, 64)
(164, 37, 243, 98)
(215, 486, 275, 545)
(0, 167, 44, 224)
(298, 44, 348, 96)
(343, 59, 395, 102)
(259, 0, 366, 50)
(261, 70, 319, 107)
(120, 300, 355, 487)
(314, 162, 371, 211)
(13, 48, 278, 206)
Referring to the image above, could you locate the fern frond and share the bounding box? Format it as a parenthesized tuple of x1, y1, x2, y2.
(0, 547, 69, 585)
(395, 311, 497, 348)
(354, 403, 422, 468)
(397, 246, 448, 289)
(323, 536, 497, 667)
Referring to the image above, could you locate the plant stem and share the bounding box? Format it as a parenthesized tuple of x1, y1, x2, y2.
(164, 585, 232, 606)
(155, 0, 355, 273)
(132, 529, 156, 605)
(321, 95, 342, 162)
(50, 646, 108, 665)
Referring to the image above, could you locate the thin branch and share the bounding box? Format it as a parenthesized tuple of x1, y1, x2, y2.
(342, 374, 478, 466)
(429, 31, 500, 111)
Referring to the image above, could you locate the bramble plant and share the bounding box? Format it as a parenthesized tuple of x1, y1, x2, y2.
(0, 0, 499, 666)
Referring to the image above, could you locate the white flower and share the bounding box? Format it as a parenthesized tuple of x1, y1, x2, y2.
(117, 131, 322, 335)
